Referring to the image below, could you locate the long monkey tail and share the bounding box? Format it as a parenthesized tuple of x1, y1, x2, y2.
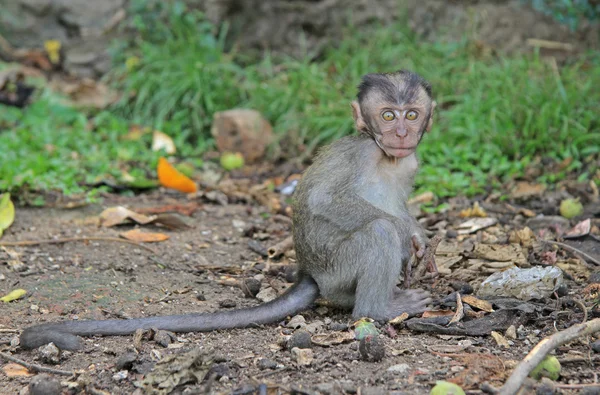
(20, 276, 320, 351)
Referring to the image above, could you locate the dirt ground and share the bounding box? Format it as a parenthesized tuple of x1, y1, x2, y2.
(1, 186, 599, 394)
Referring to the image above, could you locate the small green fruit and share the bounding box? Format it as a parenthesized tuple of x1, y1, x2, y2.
(430, 381, 465, 395)
(559, 198, 583, 219)
(529, 356, 561, 381)
(220, 152, 245, 171)
(175, 162, 195, 178)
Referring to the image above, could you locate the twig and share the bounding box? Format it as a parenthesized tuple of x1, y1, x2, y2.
(0, 329, 18, 333)
(0, 351, 75, 376)
(498, 318, 600, 395)
(526, 38, 574, 51)
(541, 240, 600, 266)
(267, 236, 293, 259)
(0, 236, 157, 254)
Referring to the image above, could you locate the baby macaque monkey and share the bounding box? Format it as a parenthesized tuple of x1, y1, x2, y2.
(20, 70, 435, 351)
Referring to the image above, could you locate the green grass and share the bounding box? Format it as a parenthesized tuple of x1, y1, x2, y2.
(1, 2, 599, 198)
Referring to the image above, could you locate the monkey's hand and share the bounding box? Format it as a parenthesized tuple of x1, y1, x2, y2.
(408, 233, 441, 287)
(411, 233, 428, 260)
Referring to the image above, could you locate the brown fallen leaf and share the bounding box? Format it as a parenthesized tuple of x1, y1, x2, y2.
(490, 331, 510, 348)
(511, 181, 546, 199)
(311, 331, 355, 346)
(564, 219, 591, 239)
(422, 310, 455, 318)
(456, 217, 498, 234)
(459, 201, 487, 218)
(470, 243, 528, 267)
(461, 295, 494, 312)
(120, 229, 170, 243)
(51, 77, 119, 109)
(100, 206, 156, 227)
(389, 312, 409, 325)
(2, 363, 33, 377)
(508, 227, 536, 247)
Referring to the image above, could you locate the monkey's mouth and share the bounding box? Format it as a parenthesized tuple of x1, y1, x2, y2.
(386, 146, 417, 158)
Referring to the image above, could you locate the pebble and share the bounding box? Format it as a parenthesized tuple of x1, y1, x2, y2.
(387, 363, 411, 375)
(316, 382, 335, 394)
(256, 287, 278, 303)
(591, 339, 600, 353)
(288, 330, 312, 349)
(505, 325, 517, 340)
(359, 335, 385, 362)
(589, 271, 600, 284)
(450, 281, 473, 294)
(329, 322, 349, 331)
(28, 374, 61, 395)
(219, 299, 237, 308)
(304, 320, 324, 334)
(257, 358, 278, 370)
(115, 352, 138, 371)
(286, 315, 306, 329)
(361, 387, 387, 395)
(241, 278, 261, 298)
(154, 330, 175, 347)
(291, 347, 313, 366)
(39, 343, 60, 364)
(209, 363, 230, 380)
(112, 370, 128, 381)
(446, 229, 458, 239)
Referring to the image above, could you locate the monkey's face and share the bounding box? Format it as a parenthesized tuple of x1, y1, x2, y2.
(352, 71, 435, 159)
(366, 89, 433, 158)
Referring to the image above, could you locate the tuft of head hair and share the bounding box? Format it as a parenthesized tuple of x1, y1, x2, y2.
(357, 70, 432, 105)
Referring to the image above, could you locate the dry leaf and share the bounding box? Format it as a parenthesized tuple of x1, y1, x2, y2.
(157, 157, 198, 193)
(490, 331, 510, 348)
(564, 219, 591, 239)
(51, 77, 119, 109)
(44, 40, 61, 63)
(0, 193, 15, 238)
(99, 206, 156, 227)
(459, 201, 487, 218)
(2, 363, 33, 377)
(0, 288, 27, 302)
(422, 310, 455, 318)
(456, 217, 498, 234)
(120, 229, 170, 243)
(511, 182, 546, 199)
(408, 191, 434, 205)
(470, 244, 528, 266)
(388, 312, 409, 325)
(152, 131, 176, 154)
(461, 295, 494, 312)
(311, 331, 354, 346)
(508, 227, 536, 247)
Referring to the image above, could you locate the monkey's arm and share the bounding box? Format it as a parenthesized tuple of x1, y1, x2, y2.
(20, 276, 319, 351)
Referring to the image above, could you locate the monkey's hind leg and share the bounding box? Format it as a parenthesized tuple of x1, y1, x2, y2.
(335, 218, 430, 321)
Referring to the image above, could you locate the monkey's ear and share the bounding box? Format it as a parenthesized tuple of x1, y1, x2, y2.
(426, 100, 437, 132)
(351, 101, 368, 132)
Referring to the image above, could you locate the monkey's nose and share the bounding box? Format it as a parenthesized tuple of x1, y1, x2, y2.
(396, 129, 408, 138)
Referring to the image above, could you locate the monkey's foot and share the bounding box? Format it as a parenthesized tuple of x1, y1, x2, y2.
(388, 288, 431, 318)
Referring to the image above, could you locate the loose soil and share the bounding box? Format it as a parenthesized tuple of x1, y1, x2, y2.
(1, 189, 599, 394)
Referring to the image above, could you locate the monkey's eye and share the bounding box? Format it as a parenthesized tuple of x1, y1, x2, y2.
(382, 111, 395, 121)
(405, 110, 418, 121)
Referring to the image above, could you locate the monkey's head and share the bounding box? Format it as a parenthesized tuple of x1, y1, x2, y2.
(351, 70, 436, 159)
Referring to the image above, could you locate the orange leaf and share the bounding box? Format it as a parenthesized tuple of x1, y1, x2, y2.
(157, 157, 198, 193)
(120, 228, 170, 243)
(2, 363, 33, 377)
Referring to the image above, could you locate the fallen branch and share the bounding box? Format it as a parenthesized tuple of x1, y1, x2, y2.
(542, 240, 600, 266)
(0, 236, 157, 254)
(268, 236, 293, 259)
(498, 318, 600, 395)
(0, 351, 75, 376)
